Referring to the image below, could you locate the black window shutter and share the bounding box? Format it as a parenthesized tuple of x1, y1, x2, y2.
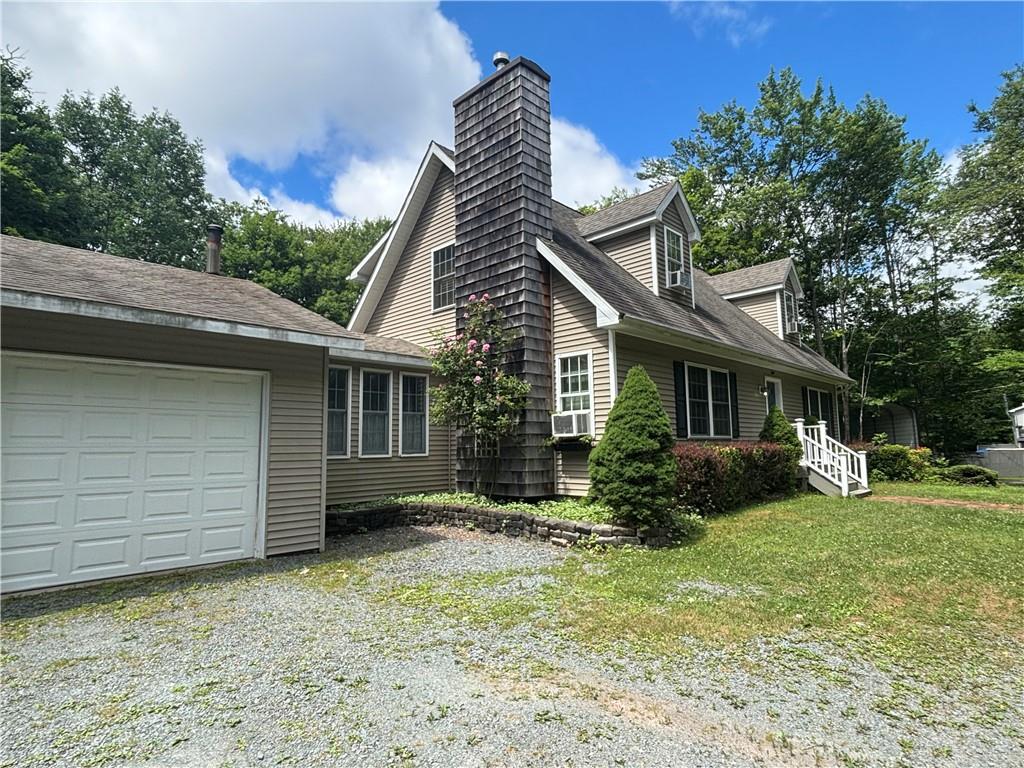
(728, 371, 740, 438)
(673, 362, 688, 438)
(801, 386, 809, 418)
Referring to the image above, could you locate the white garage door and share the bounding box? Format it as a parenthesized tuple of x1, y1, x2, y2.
(1, 352, 265, 592)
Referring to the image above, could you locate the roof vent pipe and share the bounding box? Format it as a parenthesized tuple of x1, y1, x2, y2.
(492, 51, 510, 69)
(206, 224, 223, 274)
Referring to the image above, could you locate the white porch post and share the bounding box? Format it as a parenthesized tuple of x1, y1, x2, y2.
(793, 418, 807, 466)
(858, 450, 868, 486)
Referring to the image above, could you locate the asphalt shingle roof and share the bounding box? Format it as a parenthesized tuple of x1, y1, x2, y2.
(705, 257, 795, 296)
(573, 183, 677, 237)
(545, 203, 849, 382)
(0, 235, 357, 341)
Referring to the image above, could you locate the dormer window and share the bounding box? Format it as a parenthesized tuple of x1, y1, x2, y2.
(664, 226, 690, 290)
(783, 289, 798, 335)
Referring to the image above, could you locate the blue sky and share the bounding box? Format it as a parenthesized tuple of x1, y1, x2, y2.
(5, 2, 1021, 224)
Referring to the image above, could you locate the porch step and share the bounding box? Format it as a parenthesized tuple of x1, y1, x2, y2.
(850, 487, 872, 498)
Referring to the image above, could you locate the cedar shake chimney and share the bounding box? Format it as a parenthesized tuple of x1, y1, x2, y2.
(453, 54, 554, 498)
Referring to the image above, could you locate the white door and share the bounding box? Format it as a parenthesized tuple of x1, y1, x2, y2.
(1, 352, 265, 592)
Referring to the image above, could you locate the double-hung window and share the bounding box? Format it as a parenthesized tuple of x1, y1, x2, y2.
(784, 290, 797, 334)
(432, 244, 455, 311)
(805, 387, 835, 428)
(400, 374, 428, 456)
(686, 363, 732, 438)
(665, 226, 688, 288)
(327, 367, 350, 457)
(556, 352, 593, 435)
(360, 371, 391, 457)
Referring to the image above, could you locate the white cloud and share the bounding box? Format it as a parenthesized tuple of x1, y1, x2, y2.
(4, 3, 638, 221)
(669, 1, 773, 47)
(942, 146, 964, 179)
(330, 154, 422, 222)
(550, 118, 639, 207)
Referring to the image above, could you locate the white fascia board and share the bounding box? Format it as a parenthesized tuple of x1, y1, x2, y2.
(347, 143, 455, 332)
(2, 289, 363, 350)
(328, 347, 432, 370)
(786, 262, 806, 299)
(346, 228, 391, 283)
(582, 214, 657, 243)
(612, 316, 854, 385)
(535, 239, 621, 327)
(654, 182, 702, 243)
(719, 284, 786, 301)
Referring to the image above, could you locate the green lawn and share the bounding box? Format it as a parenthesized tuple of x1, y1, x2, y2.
(872, 481, 1024, 506)
(391, 490, 1024, 687)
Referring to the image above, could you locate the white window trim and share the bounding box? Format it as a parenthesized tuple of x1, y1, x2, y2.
(664, 225, 687, 289)
(398, 372, 430, 457)
(554, 349, 595, 436)
(784, 289, 798, 334)
(327, 365, 352, 459)
(430, 241, 456, 313)
(764, 376, 783, 415)
(358, 368, 393, 458)
(684, 361, 733, 439)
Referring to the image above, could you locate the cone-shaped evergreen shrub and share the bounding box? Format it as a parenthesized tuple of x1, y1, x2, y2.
(759, 406, 801, 451)
(588, 365, 676, 526)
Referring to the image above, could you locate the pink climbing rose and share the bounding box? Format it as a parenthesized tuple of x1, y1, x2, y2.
(473, 375, 483, 385)
(482, 343, 491, 353)
(469, 293, 477, 302)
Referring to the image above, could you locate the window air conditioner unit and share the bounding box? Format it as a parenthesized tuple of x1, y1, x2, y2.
(551, 412, 590, 438)
(670, 270, 692, 289)
(786, 320, 799, 335)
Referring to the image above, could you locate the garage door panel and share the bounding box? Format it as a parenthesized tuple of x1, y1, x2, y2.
(200, 524, 249, 558)
(70, 535, 132, 575)
(81, 411, 137, 442)
(1, 495, 62, 531)
(1, 353, 264, 592)
(147, 413, 200, 442)
(142, 488, 195, 521)
(83, 369, 144, 404)
(145, 451, 196, 481)
(2, 359, 77, 402)
(2, 452, 68, 487)
(1, 540, 61, 588)
(75, 491, 134, 524)
(140, 529, 193, 567)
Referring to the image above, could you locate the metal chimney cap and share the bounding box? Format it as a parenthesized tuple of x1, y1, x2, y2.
(207, 223, 224, 236)
(492, 51, 510, 69)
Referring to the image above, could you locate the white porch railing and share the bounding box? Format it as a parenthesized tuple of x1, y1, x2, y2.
(793, 419, 868, 497)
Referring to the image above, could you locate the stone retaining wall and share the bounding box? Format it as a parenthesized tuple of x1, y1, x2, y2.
(325, 502, 673, 549)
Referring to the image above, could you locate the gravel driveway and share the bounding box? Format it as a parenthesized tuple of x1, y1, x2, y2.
(2, 527, 1021, 768)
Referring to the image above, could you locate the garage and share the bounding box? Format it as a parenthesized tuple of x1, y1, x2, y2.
(1, 352, 267, 592)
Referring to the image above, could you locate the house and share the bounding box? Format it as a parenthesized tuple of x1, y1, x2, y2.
(1010, 403, 1024, 447)
(348, 53, 860, 499)
(0, 51, 861, 593)
(0, 232, 454, 592)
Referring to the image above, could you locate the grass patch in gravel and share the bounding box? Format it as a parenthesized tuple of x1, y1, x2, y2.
(872, 481, 1024, 506)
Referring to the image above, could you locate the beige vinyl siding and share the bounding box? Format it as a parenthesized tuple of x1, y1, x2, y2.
(1, 307, 326, 557)
(365, 169, 457, 347)
(550, 273, 610, 496)
(655, 204, 694, 307)
(325, 365, 454, 506)
(601, 228, 654, 290)
(616, 333, 840, 441)
(732, 291, 781, 337)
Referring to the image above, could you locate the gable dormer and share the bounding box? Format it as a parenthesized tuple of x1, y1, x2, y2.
(574, 183, 701, 308)
(705, 257, 804, 343)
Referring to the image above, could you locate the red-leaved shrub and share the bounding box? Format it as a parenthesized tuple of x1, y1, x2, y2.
(672, 441, 800, 515)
